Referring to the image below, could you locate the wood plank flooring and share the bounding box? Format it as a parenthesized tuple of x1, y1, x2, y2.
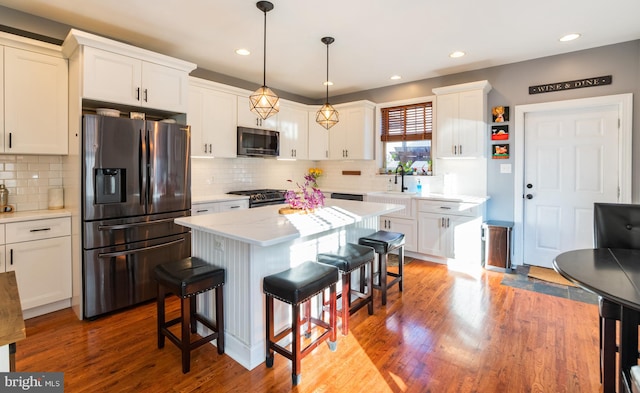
(15, 260, 601, 392)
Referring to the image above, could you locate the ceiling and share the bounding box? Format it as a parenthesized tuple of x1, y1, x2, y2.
(1, 0, 640, 100)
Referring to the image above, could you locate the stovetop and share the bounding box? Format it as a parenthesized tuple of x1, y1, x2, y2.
(228, 189, 286, 206)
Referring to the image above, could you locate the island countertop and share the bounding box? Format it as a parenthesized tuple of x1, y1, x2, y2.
(175, 199, 403, 247)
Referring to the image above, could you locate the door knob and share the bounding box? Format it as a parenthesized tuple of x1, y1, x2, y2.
(526, 184, 533, 189)
(526, 194, 533, 199)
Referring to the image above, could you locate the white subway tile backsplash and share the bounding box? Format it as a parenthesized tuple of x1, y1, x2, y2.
(0, 155, 63, 211)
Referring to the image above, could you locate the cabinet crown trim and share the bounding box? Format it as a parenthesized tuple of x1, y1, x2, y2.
(432, 80, 492, 95)
(61, 29, 196, 72)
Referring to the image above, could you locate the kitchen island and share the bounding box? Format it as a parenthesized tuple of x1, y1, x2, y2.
(175, 199, 403, 370)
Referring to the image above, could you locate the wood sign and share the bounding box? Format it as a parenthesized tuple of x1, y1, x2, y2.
(529, 75, 612, 95)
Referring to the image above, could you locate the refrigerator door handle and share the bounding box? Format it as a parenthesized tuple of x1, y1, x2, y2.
(97, 218, 177, 231)
(139, 129, 146, 208)
(97, 238, 185, 258)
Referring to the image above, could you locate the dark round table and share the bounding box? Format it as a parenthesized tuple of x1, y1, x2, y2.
(554, 248, 640, 393)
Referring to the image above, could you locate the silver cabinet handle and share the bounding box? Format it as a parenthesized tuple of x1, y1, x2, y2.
(29, 227, 51, 232)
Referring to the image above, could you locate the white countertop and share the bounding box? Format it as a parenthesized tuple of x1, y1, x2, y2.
(0, 209, 72, 224)
(175, 199, 403, 247)
(192, 194, 250, 204)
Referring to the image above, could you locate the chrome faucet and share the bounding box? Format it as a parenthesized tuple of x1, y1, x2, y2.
(394, 165, 408, 192)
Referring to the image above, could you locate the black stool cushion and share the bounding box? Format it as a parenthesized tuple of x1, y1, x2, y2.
(154, 257, 225, 298)
(599, 296, 621, 319)
(317, 243, 374, 273)
(358, 231, 405, 254)
(263, 261, 339, 304)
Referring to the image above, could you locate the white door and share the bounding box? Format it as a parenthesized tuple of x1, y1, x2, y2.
(523, 105, 620, 267)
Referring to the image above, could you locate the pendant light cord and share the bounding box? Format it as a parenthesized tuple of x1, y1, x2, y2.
(262, 10, 267, 87)
(325, 42, 329, 104)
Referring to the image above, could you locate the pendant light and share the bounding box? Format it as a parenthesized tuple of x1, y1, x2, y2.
(250, 1, 279, 120)
(316, 37, 339, 129)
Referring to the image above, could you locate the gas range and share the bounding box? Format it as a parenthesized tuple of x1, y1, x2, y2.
(227, 189, 287, 208)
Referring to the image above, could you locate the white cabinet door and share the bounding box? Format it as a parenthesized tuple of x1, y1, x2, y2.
(237, 96, 278, 130)
(188, 84, 237, 158)
(0, 47, 3, 153)
(308, 107, 330, 160)
(82, 46, 142, 107)
(278, 104, 308, 159)
(83, 46, 188, 113)
(380, 216, 417, 252)
(141, 61, 189, 113)
(435, 89, 486, 158)
(417, 213, 450, 257)
(456, 90, 484, 157)
(4, 47, 68, 154)
(329, 102, 374, 160)
(6, 236, 72, 310)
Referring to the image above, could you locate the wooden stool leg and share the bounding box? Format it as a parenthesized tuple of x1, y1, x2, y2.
(341, 272, 350, 335)
(398, 246, 404, 292)
(265, 295, 274, 367)
(329, 283, 337, 346)
(292, 301, 302, 385)
(215, 285, 225, 354)
(157, 284, 166, 349)
(380, 252, 388, 306)
(190, 296, 197, 334)
(366, 262, 374, 315)
(601, 316, 616, 393)
(181, 296, 191, 374)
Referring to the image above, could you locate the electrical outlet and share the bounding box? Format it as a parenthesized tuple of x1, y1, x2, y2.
(214, 239, 224, 251)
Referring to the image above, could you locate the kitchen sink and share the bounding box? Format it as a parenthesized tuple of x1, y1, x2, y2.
(371, 191, 416, 197)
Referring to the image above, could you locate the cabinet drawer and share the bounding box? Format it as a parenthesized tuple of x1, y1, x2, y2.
(6, 217, 71, 243)
(218, 200, 249, 211)
(417, 200, 478, 217)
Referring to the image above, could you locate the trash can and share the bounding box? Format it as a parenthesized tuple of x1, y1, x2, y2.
(481, 221, 514, 272)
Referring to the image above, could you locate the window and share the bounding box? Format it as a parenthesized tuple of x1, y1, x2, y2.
(381, 101, 432, 174)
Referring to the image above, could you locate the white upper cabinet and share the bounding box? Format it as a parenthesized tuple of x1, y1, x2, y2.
(307, 107, 330, 161)
(1, 37, 68, 155)
(433, 80, 491, 158)
(237, 96, 278, 130)
(328, 101, 375, 160)
(278, 102, 308, 159)
(188, 79, 238, 158)
(62, 29, 196, 113)
(82, 47, 189, 113)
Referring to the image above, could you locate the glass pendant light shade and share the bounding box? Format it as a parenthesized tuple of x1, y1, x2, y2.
(250, 86, 279, 119)
(316, 103, 339, 130)
(251, 1, 279, 120)
(316, 36, 338, 130)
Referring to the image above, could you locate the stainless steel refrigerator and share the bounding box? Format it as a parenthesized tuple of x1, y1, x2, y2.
(82, 114, 191, 319)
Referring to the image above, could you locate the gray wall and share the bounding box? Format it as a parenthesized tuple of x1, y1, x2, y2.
(330, 41, 640, 220)
(2, 5, 639, 220)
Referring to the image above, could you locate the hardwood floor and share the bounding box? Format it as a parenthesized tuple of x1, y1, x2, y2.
(15, 260, 601, 392)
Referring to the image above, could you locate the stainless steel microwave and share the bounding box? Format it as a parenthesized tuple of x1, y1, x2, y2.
(237, 127, 279, 157)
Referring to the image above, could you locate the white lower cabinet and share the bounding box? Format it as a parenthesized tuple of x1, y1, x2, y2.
(192, 199, 249, 215)
(380, 216, 417, 252)
(3, 217, 72, 315)
(417, 200, 483, 262)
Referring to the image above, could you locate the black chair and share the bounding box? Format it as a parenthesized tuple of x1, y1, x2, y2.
(594, 202, 640, 393)
(358, 231, 405, 306)
(153, 257, 225, 374)
(263, 261, 339, 386)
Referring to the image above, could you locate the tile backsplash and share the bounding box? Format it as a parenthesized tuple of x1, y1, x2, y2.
(0, 155, 63, 211)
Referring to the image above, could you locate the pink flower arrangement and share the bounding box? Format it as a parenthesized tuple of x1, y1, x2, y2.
(284, 174, 325, 211)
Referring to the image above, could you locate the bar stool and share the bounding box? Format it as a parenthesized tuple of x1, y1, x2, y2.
(153, 257, 225, 374)
(358, 230, 405, 306)
(317, 243, 375, 335)
(263, 261, 339, 386)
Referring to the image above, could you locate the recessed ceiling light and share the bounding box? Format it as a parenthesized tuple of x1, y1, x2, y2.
(390, 75, 402, 80)
(559, 33, 581, 42)
(235, 48, 250, 56)
(449, 51, 465, 58)
(323, 81, 334, 86)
